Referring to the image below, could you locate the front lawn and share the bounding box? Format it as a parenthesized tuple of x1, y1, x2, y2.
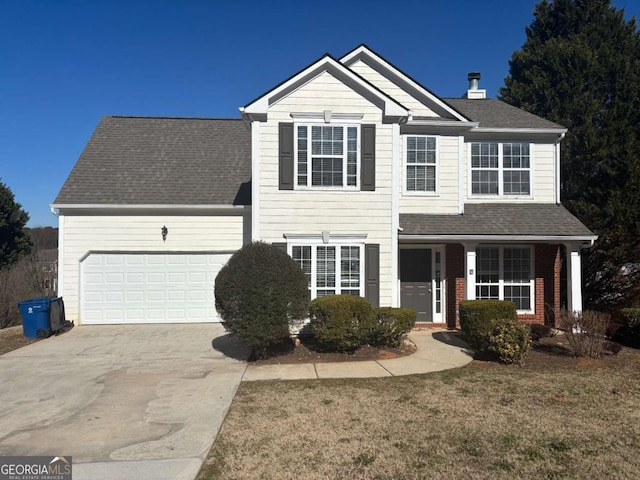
(199, 342, 640, 479)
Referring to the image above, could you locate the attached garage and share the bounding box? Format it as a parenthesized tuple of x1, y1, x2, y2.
(80, 253, 232, 324)
(52, 116, 252, 325)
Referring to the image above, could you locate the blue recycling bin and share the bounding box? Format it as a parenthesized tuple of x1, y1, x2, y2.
(18, 297, 60, 339)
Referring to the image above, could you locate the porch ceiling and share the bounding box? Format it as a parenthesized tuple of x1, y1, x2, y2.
(399, 204, 596, 241)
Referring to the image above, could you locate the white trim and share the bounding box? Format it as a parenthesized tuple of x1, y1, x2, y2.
(51, 204, 246, 210)
(339, 45, 469, 122)
(475, 245, 536, 315)
(554, 133, 565, 204)
(402, 134, 440, 196)
(400, 234, 597, 242)
(458, 136, 465, 214)
(464, 243, 477, 300)
(288, 242, 365, 299)
(391, 123, 400, 307)
(243, 55, 408, 118)
(57, 215, 65, 297)
(290, 112, 364, 122)
(468, 141, 534, 199)
(406, 120, 479, 129)
(565, 242, 583, 312)
(473, 128, 568, 134)
(284, 233, 368, 242)
(294, 123, 361, 190)
(432, 246, 446, 322)
(251, 121, 260, 241)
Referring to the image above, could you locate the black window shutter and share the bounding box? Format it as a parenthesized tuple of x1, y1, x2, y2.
(361, 124, 376, 191)
(365, 244, 380, 307)
(279, 123, 294, 190)
(272, 242, 287, 253)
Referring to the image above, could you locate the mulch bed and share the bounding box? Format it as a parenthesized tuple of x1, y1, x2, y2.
(250, 336, 417, 365)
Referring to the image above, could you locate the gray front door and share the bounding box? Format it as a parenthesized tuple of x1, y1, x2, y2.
(400, 249, 432, 322)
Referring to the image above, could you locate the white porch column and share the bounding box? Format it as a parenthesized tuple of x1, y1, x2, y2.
(565, 243, 583, 312)
(464, 243, 477, 300)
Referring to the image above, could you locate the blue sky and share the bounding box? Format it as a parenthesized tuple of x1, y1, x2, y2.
(1, 0, 638, 227)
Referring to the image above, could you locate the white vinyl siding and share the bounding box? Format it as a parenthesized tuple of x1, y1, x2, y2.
(348, 59, 440, 118)
(476, 246, 534, 313)
(465, 140, 556, 204)
(59, 214, 245, 323)
(260, 71, 393, 306)
(399, 135, 460, 214)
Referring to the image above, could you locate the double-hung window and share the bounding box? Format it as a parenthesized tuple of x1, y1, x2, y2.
(470, 142, 531, 196)
(291, 244, 363, 299)
(476, 246, 534, 312)
(405, 135, 438, 193)
(296, 125, 359, 188)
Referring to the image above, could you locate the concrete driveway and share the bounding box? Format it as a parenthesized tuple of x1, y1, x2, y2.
(0, 324, 248, 480)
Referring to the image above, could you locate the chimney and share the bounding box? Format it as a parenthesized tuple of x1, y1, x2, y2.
(466, 72, 486, 99)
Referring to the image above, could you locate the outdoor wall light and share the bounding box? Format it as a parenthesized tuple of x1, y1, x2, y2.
(161, 226, 168, 242)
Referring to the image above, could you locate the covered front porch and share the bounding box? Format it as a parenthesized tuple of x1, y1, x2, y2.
(396, 204, 597, 328)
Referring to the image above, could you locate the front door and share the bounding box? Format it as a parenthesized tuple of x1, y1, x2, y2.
(400, 249, 432, 322)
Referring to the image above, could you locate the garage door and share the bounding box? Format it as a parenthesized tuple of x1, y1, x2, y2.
(80, 253, 232, 324)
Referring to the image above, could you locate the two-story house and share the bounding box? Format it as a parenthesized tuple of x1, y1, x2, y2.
(52, 45, 595, 328)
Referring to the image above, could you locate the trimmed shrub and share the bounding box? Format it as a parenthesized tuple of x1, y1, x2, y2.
(488, 320, 531, 365)
(214, 241, 309, 359)
(370, 307, 416, 347)
(529, 323, 554, 341)
(459, 300, 517, 351)
(309, 295, 375, 352)
(559, 310, 611, 358)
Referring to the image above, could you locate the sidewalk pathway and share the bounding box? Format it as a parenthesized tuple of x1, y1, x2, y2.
(242, 330, 473, 381)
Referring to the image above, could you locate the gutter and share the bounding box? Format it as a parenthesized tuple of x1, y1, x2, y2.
(398, 234, 597, 245)
(50, 204, 248, 210)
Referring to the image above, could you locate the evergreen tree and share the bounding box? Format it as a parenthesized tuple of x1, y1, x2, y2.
(0, 179, 32, 269)
(500, 0, 640, 310)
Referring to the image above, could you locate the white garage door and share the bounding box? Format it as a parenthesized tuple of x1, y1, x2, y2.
(81, 253, 232, 324)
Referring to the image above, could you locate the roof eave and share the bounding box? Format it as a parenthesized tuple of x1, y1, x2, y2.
(51, 203, 248, 210)
(398, 234, 597, 244)
(471, 127, 568, 135)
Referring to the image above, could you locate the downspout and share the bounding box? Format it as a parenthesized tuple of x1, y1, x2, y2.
(50, 205, 63, 298)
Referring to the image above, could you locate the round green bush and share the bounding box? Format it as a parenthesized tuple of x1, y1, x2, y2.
(309, 295, 375, 352)
(214, 242, 309, 358)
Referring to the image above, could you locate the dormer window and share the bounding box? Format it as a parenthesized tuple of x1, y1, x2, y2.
(470, 142, 531, 196)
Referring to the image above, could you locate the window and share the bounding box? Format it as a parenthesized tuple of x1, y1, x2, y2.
(471, 142, 531, 196)
(291, 244, 363, 299)
(476, 246, 533, 311)
(296, 125, 359, 188)
(405, 135, 438, 193)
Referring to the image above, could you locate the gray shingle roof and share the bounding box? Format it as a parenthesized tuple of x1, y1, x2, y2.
(400, 204, 595, 238)
(442, 99, 565, 130)
(54, 116, 251, 206)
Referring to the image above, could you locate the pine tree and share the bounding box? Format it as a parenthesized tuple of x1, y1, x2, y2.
(500, 0, 640, 310)
(0, 179, 32, 269)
